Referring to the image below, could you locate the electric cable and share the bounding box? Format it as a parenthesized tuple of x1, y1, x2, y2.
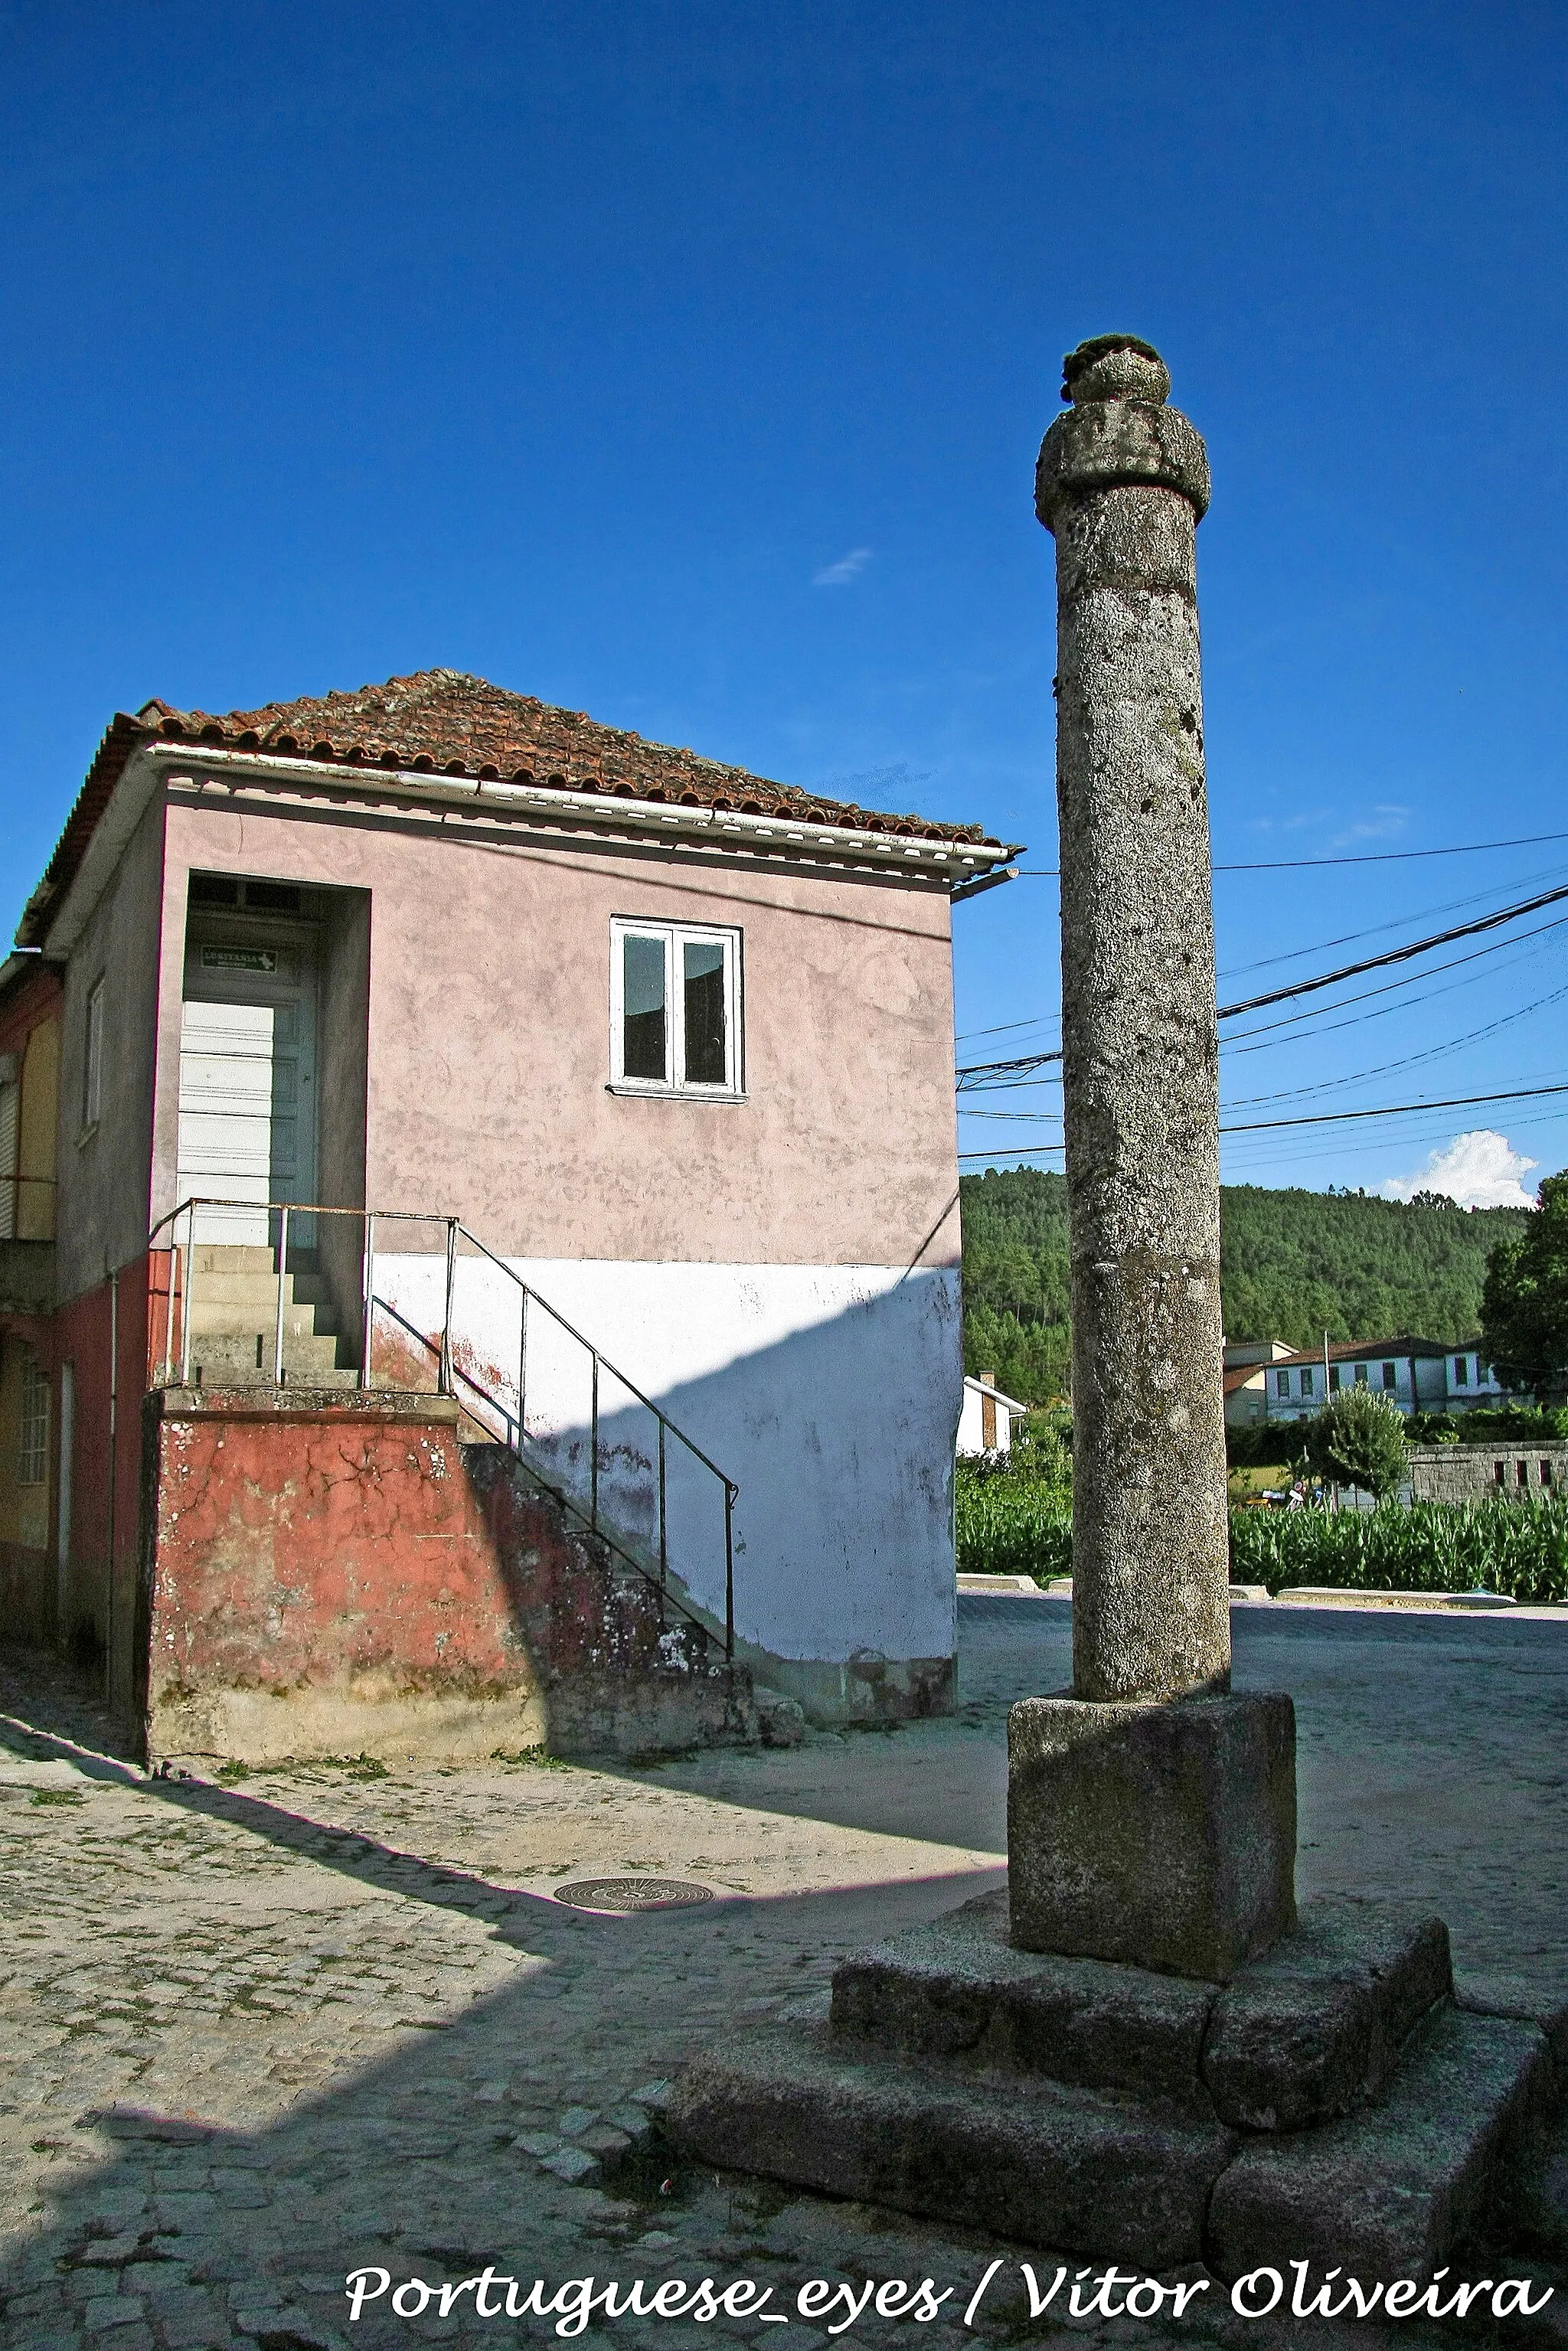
(1008, 824, 1568, 882)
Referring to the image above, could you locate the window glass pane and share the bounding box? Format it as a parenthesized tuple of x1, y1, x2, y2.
(1301, 1367, 1313, 1395)
(683, 941, 727, 1085)
(19, 1348, 48, 1485)
(85, 984, 103, 1126)
(622, 935, 668, 1080)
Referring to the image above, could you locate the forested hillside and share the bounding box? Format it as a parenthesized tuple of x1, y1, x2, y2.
(961, 1166, 1532, 1406)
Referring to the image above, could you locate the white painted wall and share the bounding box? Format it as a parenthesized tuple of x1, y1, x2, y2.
(369, 1252, 962, 1675)
(956, 1380, 1018, 1457)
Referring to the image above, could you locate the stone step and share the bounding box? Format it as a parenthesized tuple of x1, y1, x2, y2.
(188, 1302, 320, 1339)
(1201, 1892, 1452, 2129)
(187, 1269, 300, 1309)
(1207, 2001, 1551, 2280)
(830, 1887, 1214, 2107)
(188, 1362, 363, 1393)
(191, 1331, 350, 1381)
(671, 1989, 1551, 2278)
(830, 1889, 1453, 2130)
(668, 2019, 1237, 2272)
(188, 1245, 276, 1274)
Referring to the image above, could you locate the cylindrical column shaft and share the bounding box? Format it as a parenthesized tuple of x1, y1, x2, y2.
(1036, 335, 1230, 1703)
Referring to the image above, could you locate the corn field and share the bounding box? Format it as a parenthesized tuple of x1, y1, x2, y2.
(1227, 1495, 1568, 1605)
(953, 1461, 1072, 1582)
(955, 1460, 1568, 1604)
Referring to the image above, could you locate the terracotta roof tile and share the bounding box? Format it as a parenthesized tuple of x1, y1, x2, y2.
(144, 669, 999, 846)
(17, 671, 1011, 949)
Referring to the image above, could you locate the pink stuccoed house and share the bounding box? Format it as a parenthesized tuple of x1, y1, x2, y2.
(0, 671, 1017, 1762)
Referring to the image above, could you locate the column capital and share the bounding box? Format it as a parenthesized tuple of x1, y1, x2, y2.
(1035, 335, 1210, 534)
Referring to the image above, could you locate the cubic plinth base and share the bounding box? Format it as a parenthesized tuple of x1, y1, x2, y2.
(1008, 1690, 1298, 1980)
(668, 1890, 1555, 2280)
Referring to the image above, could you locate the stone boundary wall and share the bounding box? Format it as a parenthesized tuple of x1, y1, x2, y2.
(136, 1386, 758, 1765)
(1407, 1442, 1567, 1504)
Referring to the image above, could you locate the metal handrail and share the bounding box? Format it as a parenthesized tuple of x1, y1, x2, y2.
(143, 1193, 739, 1656)
(371, 1292, 725, 1654)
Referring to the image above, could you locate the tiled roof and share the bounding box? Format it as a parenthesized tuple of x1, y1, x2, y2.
(1270, 1336, 1468, 1367)
(18, 671, 1010, 949)
(142, 670, 998, 845)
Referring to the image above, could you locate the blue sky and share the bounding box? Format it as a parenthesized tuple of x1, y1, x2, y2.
(2, 1, 1564, 1203)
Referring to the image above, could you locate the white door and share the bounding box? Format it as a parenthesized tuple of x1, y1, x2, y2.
(176, 931, 318, 1245)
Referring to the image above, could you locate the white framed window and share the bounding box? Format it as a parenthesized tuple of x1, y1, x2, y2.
(18, 1347, 49, 1487)
(609, 920, 743, 1097)
(83, 976, 105, 1133)
(1354, 1363, 1368, 1386)
(1300, 1365, 1315, 1397)
(1275, 1369, 1289, 1398)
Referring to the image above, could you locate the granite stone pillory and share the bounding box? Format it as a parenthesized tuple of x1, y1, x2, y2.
(1036, 333, 1227, 1709)
(665, 335, 1556, 2274)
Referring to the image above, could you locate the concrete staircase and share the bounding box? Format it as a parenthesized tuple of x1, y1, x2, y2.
(185, 1243, 358, 1389)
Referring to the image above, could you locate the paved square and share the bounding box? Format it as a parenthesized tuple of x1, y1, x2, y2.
(2, 1598, 1565, 2350)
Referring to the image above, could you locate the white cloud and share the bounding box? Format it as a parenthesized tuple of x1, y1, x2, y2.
(1329, 803, 1410, 850)
(812, 547, 873, 587)
(1379, 1129, 1539, 1210)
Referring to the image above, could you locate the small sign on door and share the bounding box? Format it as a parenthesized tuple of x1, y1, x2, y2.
(201, 945, 277, 973)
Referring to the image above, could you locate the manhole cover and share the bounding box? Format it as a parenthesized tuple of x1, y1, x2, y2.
(553, 1876, 714, 1913)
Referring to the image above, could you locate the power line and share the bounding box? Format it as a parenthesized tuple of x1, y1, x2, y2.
(1218, 1080, 1568, 1135)
(1217, 982, 1568, 1111)
(1009, 825, 1568, 882)
(1218, 913, 1568, 1043)
(957, 1086, 1568, 1164)
(1217, 859, 1568, 981)
(1221, 923, 1568, 1056)
(955, 884, 1568, 1085)
(1215, 880, 1568, 1020)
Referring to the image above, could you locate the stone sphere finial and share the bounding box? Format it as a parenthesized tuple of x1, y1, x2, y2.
(1061, 335, 1171, 407)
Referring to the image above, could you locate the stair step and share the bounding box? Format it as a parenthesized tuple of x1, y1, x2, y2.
(188, 1366, 364, 1393)
(1207, 2001, 1550, 2279)
(832, 1889, 1453, 2129)
(672, 2003, 1550, 2280)
(831, 1888, 1214, 2106)
(193, 1333, 348, 1378)
(187, 1245, 276, 1274)
(669, 2020, 1236, 2271)
(188, 1304, 320, 1339)
(187, 1271, 300, 1309)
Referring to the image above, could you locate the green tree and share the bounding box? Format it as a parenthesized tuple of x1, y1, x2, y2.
(1303, 1389, 1410, 1504)
(1481, 1171, 1568, 1401)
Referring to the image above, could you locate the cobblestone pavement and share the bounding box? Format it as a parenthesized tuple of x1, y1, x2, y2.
(2, 1599, 1566, 2351)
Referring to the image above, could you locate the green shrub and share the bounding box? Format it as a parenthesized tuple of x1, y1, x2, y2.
(1228, 1495, 1568, 1605)
(1406, 1405, 1568, 1447)
(1302, 1389, 1410, 1502)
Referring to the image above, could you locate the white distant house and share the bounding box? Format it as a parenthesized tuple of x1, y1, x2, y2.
(1224, 1335, 1507, 1425)
(957, 1372, 1028, 1457)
